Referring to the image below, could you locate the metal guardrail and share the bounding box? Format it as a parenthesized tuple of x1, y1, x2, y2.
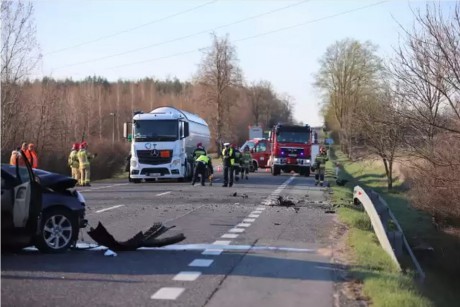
(353, 186, 425, 281)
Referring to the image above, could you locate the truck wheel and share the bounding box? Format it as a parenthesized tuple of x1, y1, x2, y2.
(272, 166, 280, 176)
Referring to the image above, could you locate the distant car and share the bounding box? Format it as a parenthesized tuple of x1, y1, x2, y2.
(241, 138, 271, 171)
(1, 152, 87, 253)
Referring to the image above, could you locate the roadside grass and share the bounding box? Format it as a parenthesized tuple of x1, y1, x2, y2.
(327, 149, 432, 307)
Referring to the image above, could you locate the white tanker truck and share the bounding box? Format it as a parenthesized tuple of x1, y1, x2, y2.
(123, 107, 210, 183)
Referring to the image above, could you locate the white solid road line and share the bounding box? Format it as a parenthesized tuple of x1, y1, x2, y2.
(95, 205, 125, 213)
(151, 287, 185, 300)
(156, 191, 171, 196)
(189, 259, 214, 267)
(173, 271, 202, 281)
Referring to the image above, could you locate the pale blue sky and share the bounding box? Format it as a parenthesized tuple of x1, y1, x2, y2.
(32, 0, 455, 126)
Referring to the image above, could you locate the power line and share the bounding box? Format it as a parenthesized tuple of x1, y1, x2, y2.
(104, 1, 389, 71)
(52, 0, 311, 70)
(43, 0, 218, 55)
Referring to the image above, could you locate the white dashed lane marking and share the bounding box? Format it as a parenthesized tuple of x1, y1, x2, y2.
(236, 223, 251, 228)
(189, 259, 214, 267)
(95, 205, 125, 213)
(213, 240, 231, 245)
(229, 228, 245, 233)
(156, 191, 171, 196)
(243, 218, 255, 223)
(221, 233, 239, 239)
(173, 271, 202, 281)
(151, 287, 185, 300)
(248, 214, 260, 218)
(202, 249, 223, 256)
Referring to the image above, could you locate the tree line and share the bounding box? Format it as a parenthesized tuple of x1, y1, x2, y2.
(314, 3, 460, 224)
(1, 1, 294, 176)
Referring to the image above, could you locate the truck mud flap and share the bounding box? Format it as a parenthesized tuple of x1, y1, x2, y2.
(87, 222, 186, 251)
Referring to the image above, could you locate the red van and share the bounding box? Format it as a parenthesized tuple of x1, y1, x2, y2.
(241, 138, 271, 171)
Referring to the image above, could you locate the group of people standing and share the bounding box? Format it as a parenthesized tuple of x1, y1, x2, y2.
(68, 141, 96, 186)
(221, 142, 251, 187)
(190, 142, 252, 187)
(9, 142, 39, 168)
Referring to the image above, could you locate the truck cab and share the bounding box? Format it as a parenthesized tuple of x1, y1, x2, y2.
(241, 138, 271, 171)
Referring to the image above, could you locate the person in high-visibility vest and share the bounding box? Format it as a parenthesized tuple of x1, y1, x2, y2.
(314, 146, 329, 186)
(193, 143, 207, 160)
(221, 143, 234, 187)
(68, 143, 80, 182)
(77, 142, 96, 186)
(25, 143, 38, 169)
(192, 154, 213, 186)
(232, 144, 242, 182)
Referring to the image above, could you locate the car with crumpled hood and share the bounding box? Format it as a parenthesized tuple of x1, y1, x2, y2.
(1, 151, 87, 253)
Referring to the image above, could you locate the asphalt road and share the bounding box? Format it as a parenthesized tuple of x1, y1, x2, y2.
(2, 169, 339, 307)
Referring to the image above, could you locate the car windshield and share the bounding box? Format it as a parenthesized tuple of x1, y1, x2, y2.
(134, 120, 178, 142)
(277, 131, 310, 143)
(241, 141, 255, 150)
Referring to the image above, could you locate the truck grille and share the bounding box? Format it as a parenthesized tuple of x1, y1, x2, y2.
(281, 147, 304, 157)
(137, 150, 172, 165)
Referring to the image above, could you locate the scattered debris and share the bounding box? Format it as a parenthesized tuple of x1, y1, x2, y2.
(325, 210, 336, 214)
(104, 249, 117, 257)
(241, 194, 248, 199)
(293, 207, 300, 213)
(277, 196, 296, 207)
(232, 192, 237, 197)
(274, 223, 281, 225)
(88, 222, 185, 252)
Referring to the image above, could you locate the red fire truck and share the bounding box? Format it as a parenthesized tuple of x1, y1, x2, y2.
(267, 123, 313, 176)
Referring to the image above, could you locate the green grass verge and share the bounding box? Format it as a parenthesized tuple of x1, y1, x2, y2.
(328, 149, 432, 307)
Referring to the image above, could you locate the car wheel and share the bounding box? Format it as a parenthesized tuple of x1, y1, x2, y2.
(35, 208, 78, 253)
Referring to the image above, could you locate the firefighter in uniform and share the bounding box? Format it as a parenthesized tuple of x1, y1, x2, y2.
(192, 154, 213, 186)
(68, 143, 80, 182)
(222, 142, 234, 187)
(78, 141, 95, 186)
(241, 146, 251, 180)
(314, 146, 329, 186)
(232, 144, 242, 182)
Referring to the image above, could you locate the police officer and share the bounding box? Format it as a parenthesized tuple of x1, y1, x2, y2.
(314, 146, 329, 186)
(192, 153, 213, 186)
(193, 143, 207, 160)
(221, 142, 234, 187)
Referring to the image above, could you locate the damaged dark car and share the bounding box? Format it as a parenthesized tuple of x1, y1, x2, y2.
(1, 151, 87, 253)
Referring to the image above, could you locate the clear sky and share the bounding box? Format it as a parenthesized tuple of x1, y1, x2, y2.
(32, 0, 455, 126)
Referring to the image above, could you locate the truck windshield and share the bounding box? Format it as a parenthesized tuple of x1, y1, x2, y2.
(277, 131, 310, 143)
(134, 120, 178, 142)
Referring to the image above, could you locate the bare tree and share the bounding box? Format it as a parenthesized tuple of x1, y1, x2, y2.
(314, 39, 383, 157)
(196, 33, 242, 154)
(247, 81, 273, 127)
(1, 0, 41, 149)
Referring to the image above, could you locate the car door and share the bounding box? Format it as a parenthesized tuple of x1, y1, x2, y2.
(12, 151, 42, 231)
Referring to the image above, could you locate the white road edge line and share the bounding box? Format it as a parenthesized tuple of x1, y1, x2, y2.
(151, 287, 185, 300)
(156, 191, 171, 196)
(96, 205, 125, 213)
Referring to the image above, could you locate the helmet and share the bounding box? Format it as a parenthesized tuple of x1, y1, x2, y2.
(80, 141, 87, 149)
(197, 142, 203, 148)
(72, 143, 80, 150)
(223, 142, 230, 147)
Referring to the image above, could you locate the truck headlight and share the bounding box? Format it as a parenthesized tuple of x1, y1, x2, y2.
(171, 159, 181, 166)
(131, 159, 138, 168)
